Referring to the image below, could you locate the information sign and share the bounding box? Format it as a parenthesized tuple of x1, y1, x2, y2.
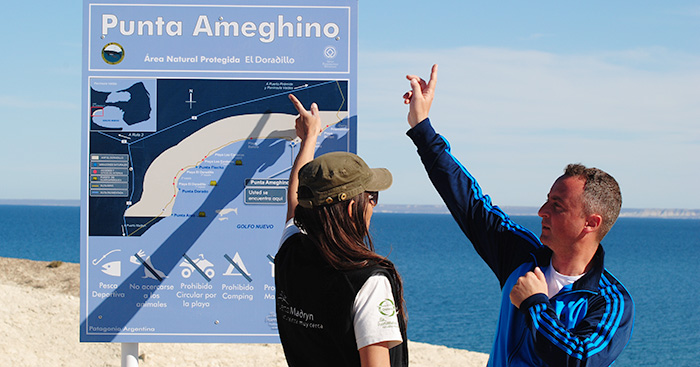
(80, 0, 357, 343)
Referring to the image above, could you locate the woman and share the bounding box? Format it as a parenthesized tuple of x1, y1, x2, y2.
(275, 94, 407, 367)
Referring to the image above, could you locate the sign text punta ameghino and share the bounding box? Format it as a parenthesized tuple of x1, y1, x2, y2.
(102, 14, 341, 43)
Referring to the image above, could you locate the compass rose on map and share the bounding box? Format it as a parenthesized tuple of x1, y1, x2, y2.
(186, 89, 197, 109)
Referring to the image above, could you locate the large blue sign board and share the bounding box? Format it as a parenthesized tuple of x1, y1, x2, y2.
(80, 0, 357, 343)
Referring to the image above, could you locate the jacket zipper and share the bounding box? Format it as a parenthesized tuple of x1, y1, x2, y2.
(507, 330, 527, 365)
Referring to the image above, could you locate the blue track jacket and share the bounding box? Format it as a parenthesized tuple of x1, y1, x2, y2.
(407, 119, 634, 367)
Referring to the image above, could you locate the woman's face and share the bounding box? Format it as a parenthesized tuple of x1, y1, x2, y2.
(363, 191, 378, 230)
(364, 200, 374, 229)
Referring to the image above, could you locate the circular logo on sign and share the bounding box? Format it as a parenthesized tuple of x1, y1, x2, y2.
(378, 299, 396, 317)
(324, 46, 337, 59)
(102, 42, 125, 65)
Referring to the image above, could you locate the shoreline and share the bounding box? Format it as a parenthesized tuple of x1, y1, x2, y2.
(0, 256, 488, 366)
(3, 201, 699, 219)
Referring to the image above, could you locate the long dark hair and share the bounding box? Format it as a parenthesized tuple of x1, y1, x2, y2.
(294, 191, 406, 321)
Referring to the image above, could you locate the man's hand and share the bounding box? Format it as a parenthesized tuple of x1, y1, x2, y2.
(403, 64, 438, 128)
(289, 94, 322, 140)
(510, 267, 548, 309)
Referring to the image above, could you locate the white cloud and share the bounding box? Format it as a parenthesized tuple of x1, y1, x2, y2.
(357, 46, 700, 208)
(0, 95, 79, 111)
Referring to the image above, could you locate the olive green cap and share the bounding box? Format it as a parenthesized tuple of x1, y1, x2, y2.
(297, 151, 392, 208)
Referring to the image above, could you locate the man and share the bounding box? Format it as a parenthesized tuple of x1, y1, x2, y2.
(402, 65, 634, 366)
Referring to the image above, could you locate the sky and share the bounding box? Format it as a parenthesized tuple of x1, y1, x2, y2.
(1, 1, 698, 209)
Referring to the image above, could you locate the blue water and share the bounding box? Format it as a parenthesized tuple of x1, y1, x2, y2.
(1, 205, 698, 366)
(371, 213, 700, 367)
(0, 205, 80, 262)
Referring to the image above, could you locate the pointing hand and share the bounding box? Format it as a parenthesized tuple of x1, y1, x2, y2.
(403, 64, 438, 128)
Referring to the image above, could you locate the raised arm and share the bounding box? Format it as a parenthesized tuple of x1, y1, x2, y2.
(403, 64, 438, 128)
(403, 65, 543, 285)
(286, 94, 322, 222)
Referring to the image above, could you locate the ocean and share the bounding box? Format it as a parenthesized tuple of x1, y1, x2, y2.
(371, 213, 700, 367)
(1, 205, 698, 366)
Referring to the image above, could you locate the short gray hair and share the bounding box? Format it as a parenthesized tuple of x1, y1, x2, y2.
(563, 163, 622, 240)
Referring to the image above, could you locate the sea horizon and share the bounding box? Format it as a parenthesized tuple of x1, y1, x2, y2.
(2, 199, 698, 219)
(1, 205, 698, 365)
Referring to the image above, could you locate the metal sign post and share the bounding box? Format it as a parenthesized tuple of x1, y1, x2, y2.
(121, 343, 138, 367)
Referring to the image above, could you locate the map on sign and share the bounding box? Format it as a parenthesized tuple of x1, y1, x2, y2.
(90, 78, 157, 132)
(84, 78, 350, 342)
(89, 79, 349, 236)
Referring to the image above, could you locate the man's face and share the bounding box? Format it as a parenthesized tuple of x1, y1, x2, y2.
(538, 176, 587, 251)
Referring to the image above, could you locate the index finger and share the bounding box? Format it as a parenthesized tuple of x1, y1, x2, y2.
(288, 94, 307, 114)
(426, 64, 438, 92)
